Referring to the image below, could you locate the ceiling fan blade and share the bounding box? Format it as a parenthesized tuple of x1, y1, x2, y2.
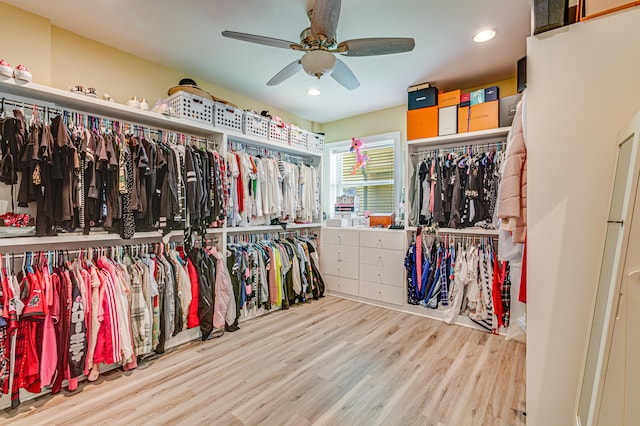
(337, 37, 415, 57)
(310, 0, 341, 42)
(331, 58, 359, 90)
(222, 30, 302, 50)
(267, 60, 303, 86)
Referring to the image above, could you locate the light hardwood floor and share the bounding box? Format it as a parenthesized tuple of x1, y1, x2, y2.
(1, 296, 526, 426)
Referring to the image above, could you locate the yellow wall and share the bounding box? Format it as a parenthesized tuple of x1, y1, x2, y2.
(0, 2, 311, 129)
(0, 2, 51, 84)
(462, 77, 518, 97)
(319, 104, 407, 144)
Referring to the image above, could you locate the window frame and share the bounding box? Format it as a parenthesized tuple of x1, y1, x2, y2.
(323, 131, 402, 218)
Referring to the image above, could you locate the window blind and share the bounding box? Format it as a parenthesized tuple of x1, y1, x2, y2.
(338, 145, 395, 215)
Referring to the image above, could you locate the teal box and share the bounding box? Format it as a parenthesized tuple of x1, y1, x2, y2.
(470, 89, 485, 105)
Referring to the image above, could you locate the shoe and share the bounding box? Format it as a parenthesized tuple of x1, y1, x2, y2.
(151, 98, 170, 115)
(84, 87, 98, 98)
(13, 64, 32, 82)
(140, 98, 149, 110)
(0, 60, 13, 78)
(126, 96, 140, 108)
(69, 85, 84, 94)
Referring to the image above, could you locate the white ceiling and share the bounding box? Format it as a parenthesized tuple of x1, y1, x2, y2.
(5, 0, 531, 123)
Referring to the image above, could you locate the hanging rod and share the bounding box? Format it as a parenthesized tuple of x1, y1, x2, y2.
(410, 141, 505, 157)
(228, 139, 314, 166)
(0, 95, 216, 147)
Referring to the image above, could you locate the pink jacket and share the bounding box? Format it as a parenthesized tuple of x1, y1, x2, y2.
(497, 92, 527, 243)
(209, 247, 232, 329)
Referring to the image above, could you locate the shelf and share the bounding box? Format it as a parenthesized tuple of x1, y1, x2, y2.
(405, 226, 499, 236)
(226, 128, 322, 158)
(0, 230, 169, 252)
(0, 78, 222, 137)
(226, 223, 322, 234)
(204, 228, 225, 234)
(407, 127, 511, 148)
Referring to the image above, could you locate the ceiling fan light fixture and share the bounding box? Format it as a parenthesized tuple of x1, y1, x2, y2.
(307, 88, 321, 96)
(301, 50, 336, 79)
(473, 28, 497, 43)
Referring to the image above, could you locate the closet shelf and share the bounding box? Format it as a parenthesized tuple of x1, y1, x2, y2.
(226, 128, 322, 158)
(0, 230, 173, 252)
(405, 226, 499, 236)
(407, 126, 511, 148)
(226, 223, 321, 234)
(0, 78, 221, 137)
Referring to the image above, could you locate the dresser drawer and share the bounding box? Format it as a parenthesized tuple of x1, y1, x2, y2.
(359, 230, 405, 251)
(324, 275, 359, 297)
(359, 247, 405, 268)
(359, 281, 404, 306)
(359, 264, 405, 288)
(321, 260, 359, 280)
(321, 243, 359, 263)
(322, 227, 360, 246)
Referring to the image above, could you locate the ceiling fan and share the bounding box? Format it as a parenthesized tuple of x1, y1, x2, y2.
(222, 0, 415, 90)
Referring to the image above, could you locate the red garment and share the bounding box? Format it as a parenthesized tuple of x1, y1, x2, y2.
(416, 230, 423, 292)
(52, 269, 71, 395)
(235, 152, 244, 213)
(22, 271, 46, 318)
(519, 243, 527, 303)
(492, 256, 505, 329)
(186, 258, 200, 329)
(19, 320, 41, 394)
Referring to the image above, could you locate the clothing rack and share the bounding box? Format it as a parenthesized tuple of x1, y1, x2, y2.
(227, 229, 314, 244)
(0, 95, 215, 148)
(228, 139, 314, 166)
(0, 241, 182, 263)
(410, 140, 505, 157)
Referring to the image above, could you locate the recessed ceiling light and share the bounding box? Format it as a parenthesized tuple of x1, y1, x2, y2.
(307, 88, 321, 96)
(473, 28, 497, 43)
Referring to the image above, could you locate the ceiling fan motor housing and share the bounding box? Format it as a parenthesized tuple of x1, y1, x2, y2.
(301, 50, 336, 79)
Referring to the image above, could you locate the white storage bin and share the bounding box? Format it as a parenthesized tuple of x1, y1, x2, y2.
(166, 91, 214, 125)
(214, 101, 243, 131)
(288, 125, 308, 149)
(243, 111, 269, 139)
(269, 120, 289, 144)
(308, 132, 325, 153)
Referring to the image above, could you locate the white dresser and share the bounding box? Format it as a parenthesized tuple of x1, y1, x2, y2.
(321, 227, 406, 306)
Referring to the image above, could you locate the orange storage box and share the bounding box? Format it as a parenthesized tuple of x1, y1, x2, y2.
(407, 106, 438, 140)
(458, 101, 499, 133)
(438, 90, 461, 108)
(369, 213, 395, 228)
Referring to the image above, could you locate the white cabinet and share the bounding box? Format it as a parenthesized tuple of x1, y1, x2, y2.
(322, 260, 359, 280)
(359, 281, 404, 306)
(359, 247, 405, 268)
(324, 275, 359, 297)
(322, 227, 405, 306)
(322, 243, 359, 263)
(359, 230, 404, 251)
(322, 227, 360, 246)
(359, 264, 404, 288)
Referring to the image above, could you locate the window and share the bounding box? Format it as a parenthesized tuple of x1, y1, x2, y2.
(324, 132, 401, 217)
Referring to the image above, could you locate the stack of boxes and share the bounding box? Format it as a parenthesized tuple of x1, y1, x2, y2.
(407, 82, 522, 140)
